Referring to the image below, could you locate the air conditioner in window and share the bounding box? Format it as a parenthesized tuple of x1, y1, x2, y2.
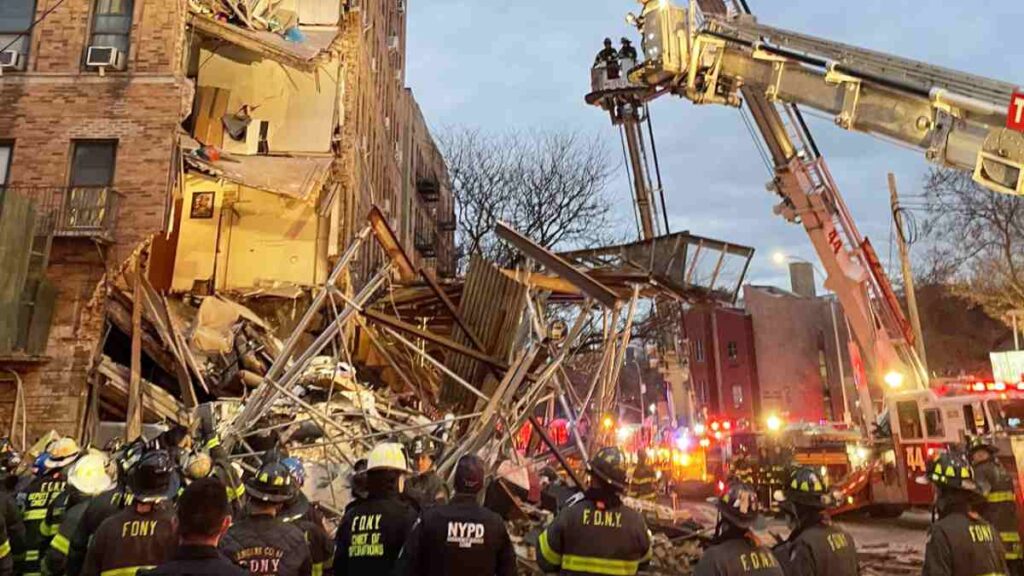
(388, 35, 399, 51)
(0, 51, 24, 71)
(86, 46, 126, 70)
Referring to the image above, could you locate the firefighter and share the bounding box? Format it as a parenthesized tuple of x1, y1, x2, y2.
(396, 454, 515, 576)
(346, 459, 368, 512)
(536, 446, 652, 576)
(66, 440, 142, 576)
(147, 478, 248, 576)
(219, 459, 312, 576)
(0, 445, 23, 570)
(0, 444, 21, 493)
(81, 449, 179, 576)
(43, 451, 113, 576)
(18, 437, 79, 576)
(280, 457, 333, 576)
(201, 434, 246, 515)
(406, 437, 447, 508)
(695, 480, 782, 576)
(618, 38, 638, 62)
(771, 465, 858, 576)
(920, 451, 1009, 576)
(594, 38, 618, 67)
(730, 449, 755, 485)
(629, 451, 658, 502)
(334, 443, 418, 576)
(970, 437, 1023, 575)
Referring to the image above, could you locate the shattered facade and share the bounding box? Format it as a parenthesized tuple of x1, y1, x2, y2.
(0, 0, 454, 440)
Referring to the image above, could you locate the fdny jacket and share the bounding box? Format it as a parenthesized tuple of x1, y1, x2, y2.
(281, 496, 333, 576)
(146, 545, 249, 576)
(334, 493, 418, 576)
(81, 504, 177, 576)
(923, 510, 1009, 576)
(975, 459, 1022, 563)
(220, 513, 312, 576)
(775, 522, 858, 576)
(695, 533, 784, 576)
(43, 495, 91, 576)
(536, 488, 651, 576)
(397, 493, 515, 576)
(17, 469, 68, 576)
(629, 465, 657, 502)
(68, 486, 134, 576)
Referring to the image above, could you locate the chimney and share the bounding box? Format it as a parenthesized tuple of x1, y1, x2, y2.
(789, 262, 816, 298)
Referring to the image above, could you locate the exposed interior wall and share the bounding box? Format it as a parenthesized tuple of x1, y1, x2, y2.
(197, 46, 339, 154)
(172, 174, 322, 292)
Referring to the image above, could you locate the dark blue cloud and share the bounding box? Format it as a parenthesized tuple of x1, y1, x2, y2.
(406, 0, 1022, 288)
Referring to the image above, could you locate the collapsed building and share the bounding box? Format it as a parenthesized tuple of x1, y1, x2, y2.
(0, 0, 455, 441)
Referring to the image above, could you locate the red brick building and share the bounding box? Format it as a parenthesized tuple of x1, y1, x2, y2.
(684, 305, 761, 425)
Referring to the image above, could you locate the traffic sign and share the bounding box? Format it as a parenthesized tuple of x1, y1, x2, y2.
(1008, 91, 1024, 132)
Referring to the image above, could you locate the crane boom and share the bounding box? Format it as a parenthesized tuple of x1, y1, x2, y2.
(589, 0, 1023, 433)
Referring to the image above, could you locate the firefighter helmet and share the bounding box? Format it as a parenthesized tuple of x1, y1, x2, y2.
(68, 451, 114, 496)
(246, 460, 296, 503)
(916, 451, 981, 493)
(183, 452, 214, 481)
(409, 437, 434, 459)
(131, 450, 179, 503)
(0, 446, 21, 476)
(44, 437, 81, 469)
(967, 436, 999, 456)
(712, 480, 762, 528)
(589, 446, 628, 491)
(775, 465, 835, 508)
(367, 443, 410, 473)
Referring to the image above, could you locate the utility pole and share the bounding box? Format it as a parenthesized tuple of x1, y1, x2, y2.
(889, 173, 928, 375)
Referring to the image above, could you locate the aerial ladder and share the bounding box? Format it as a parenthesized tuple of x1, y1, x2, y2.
(588, 0, 1024, 437)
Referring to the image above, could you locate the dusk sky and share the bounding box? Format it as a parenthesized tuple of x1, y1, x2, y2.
(405, 0, 1021, 288)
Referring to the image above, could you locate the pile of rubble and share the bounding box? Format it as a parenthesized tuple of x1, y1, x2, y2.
(188, 0, 309, 35)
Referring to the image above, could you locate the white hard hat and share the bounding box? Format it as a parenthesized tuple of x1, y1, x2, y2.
(68, 451, 114, 496)
(366, 443, 409, 473)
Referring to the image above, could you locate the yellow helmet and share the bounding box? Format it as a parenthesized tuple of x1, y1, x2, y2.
(184, 452, 214, 480)
(68, 451, 114, 496)
(45, 438, 81, 469)
(366, 443, 409, 473)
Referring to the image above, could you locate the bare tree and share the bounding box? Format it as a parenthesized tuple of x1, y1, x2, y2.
(439, 127, 619, 270)
(921, 167, 1024, 324)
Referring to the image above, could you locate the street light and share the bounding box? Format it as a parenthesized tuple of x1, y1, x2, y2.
(884, 371, 905, 389)
(771, 252, 852, 426)
(766, 414, 784, 433)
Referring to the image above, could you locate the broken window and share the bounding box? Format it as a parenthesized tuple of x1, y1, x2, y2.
(88, 0, 134, 58)
(70, 141, 117, 187)
(0, 0, 36, 63)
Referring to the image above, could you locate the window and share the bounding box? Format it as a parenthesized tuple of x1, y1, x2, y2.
(88, 0, 134, 58)
(896, 400, 923, 440)
(694, 339, 705, 363)
(732, 384, 743, 407)
(924, 408, 944, 438)
(70, 141, 117, 187)
(0, 0, 36, 61)
(963, 403, 990, 436)
(727, 341, 738, 360)
(0, 143, 12, 187)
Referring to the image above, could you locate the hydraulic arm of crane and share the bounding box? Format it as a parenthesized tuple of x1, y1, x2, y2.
(590, 0, 1024, 434)
(633, 0, 1024, 196)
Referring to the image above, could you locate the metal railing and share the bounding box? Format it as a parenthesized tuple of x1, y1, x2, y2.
(4, 186, 121, 241)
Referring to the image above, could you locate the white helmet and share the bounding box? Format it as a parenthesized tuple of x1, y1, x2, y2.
(366, 443, 409, 473)
(68, 451, 114, 496)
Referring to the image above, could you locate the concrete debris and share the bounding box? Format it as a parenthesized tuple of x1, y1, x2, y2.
(857, 543, 923, 575)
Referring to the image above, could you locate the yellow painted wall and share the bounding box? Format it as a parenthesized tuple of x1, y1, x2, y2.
(173, 174, 323, 292)
(197, 46, 339, 154)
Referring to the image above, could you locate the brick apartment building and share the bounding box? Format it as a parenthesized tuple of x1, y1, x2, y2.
(0, 0, 454, 440)
(684, 305, 761, 425)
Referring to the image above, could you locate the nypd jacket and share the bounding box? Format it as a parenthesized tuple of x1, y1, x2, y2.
(923, 509, 1009, 576)
(536, 488, 651, 576)
(334, 493, 418, 576)
(81, 504, 177, 576)
(695, 532, 784, 576)
(396, 493, 515, 576)
(775, 521, 858, 576)
(220, 513, 312, 576)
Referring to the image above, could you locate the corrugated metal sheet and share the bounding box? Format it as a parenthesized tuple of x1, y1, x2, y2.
(441, 255, 529, 413)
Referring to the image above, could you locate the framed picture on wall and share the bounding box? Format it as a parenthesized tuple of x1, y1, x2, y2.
(190, 191, 215, 219)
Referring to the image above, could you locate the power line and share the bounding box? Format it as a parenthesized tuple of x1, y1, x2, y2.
(1, 0, 70, 54)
